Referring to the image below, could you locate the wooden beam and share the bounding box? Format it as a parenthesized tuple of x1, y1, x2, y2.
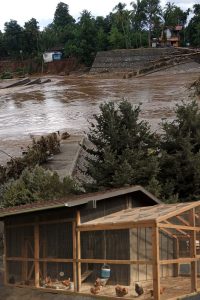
(77, 259, 153, 265)
(158, 223, 199, 231)
(34, 222, 40, 288)
(77, 221, 156, 232)
(76, 211, 81, 292)
(176, 215, 190, 226)
(152, 227, 160, 300)
(6, 257, 34, 262)
(6, 218, 75, 228)
(189, 209, 197, 292)
(160, 227, 177, 239)
(162, 220, 190, 237)
(157, 202, 200, 222)
(72, 221, 77, 291)
(160, 258, 198, 264)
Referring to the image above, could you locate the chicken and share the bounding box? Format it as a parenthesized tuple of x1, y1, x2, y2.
(90, 286, 101, 295)
(115, 285, 128, 297)
(62, 277, 71, 287)
(150, 286, 166, 297)
(135, 283, 144, 296)
(94, 277, 107, 287)
(45, 276, 52, 285)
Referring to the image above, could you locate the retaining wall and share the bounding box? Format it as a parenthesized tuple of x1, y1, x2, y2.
(90, 48, 180, 73)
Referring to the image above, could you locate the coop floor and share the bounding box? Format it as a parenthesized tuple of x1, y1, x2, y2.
(80, 277, 200, 299)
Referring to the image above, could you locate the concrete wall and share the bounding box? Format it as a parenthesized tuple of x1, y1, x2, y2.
(90, 48, 179, 73)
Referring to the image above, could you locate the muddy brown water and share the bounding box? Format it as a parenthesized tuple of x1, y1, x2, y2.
(0, 62, 199, 163)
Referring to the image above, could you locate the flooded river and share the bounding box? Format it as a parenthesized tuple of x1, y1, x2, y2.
(0, 62, 199, 162)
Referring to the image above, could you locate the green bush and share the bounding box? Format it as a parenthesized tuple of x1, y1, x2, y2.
(0, 71, 13, 79)
(0, 165, 81, 208)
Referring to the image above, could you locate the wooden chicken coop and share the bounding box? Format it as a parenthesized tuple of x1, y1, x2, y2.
(1, 186, 200, 300)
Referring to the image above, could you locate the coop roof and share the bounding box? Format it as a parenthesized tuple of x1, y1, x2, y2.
(78, 201, 200, 230)
(0, 185, 161, 218)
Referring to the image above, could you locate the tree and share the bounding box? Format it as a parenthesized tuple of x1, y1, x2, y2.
(187, 4, 200, 47)
(142, 0, 162, 47)
(130, 0, 149, 47)
(159, 101, 200, 201)
(163, 2, 190, 27)
(112, 2, 132, 48)
(82, 100, 159, 191)
(53, 2, 75, 28)
(23, 18, 40, 57)
(76, 10, 97, 65)
(4, 20, 23, 57)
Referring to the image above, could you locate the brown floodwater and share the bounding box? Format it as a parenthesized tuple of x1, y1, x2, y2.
(0, 62, 199, 162)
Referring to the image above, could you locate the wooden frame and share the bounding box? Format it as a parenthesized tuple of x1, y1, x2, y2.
(4, 201, 200, 300)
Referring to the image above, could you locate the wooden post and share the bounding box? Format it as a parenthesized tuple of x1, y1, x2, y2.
(34, 222, 40, 288)
(174, 238, 179, 277)
(3, 227, 7, 285)
(73, 221, 77, 291)
(77, 211, 81, 292)
(152, 226, 160, 300)
(189, 209, 197, 292)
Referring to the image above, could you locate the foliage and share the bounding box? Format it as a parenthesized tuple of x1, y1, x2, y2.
(4, 20, 23, 57)
(81, 100, 159, 191)
(0, 1, 196, 67)
(0, 165, 81, 208)
(0, 71, 13, 79)
(158, 101, 200, 201)
(0, 133, 60, 185)
(187, 4, 200, 47)
(81, 99, 200, 202)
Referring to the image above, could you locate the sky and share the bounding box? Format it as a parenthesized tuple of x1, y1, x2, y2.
(0, 0, 197, 32)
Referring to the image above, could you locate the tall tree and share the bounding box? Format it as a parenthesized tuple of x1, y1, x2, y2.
(112, 2, 132, 48)
(130, 0, 148, 47)
(159, 101, 200, 201)
(187, 4, 200, 47)
(142, 0, 162, 47)
(76, 10, 97, 65)
(23, 18, 40, 57)
(82, 100, 159, 191)
(4, 20, 23, 57)
(163, 2, 190, 27)
(53, 2, 75, 28)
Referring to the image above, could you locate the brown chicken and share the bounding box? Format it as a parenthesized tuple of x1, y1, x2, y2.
(45, 276, 52, 285)
(90, 286, 101, 295)
(94, 278, 101, 287)
(62, 277, 71, 287)
(150, 286, 166, 297)
(115, 285, 128, 297)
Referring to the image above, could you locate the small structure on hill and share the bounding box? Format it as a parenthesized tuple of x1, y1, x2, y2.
(1, 186, 200, 300)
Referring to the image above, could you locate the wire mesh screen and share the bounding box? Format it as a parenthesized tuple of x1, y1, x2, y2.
(179, 234, 191, 258)
(6, 226, 34, 258)
(39, 222, 73, 259)
(81, 263, 129, 286)
(39, 262, 74, 290)
(81, 229, 129, 260)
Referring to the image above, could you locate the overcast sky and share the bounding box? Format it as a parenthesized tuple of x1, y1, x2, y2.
(0, 0, 197, 31)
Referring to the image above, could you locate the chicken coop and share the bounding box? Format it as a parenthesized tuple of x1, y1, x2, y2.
(1, 186, 200, 300)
